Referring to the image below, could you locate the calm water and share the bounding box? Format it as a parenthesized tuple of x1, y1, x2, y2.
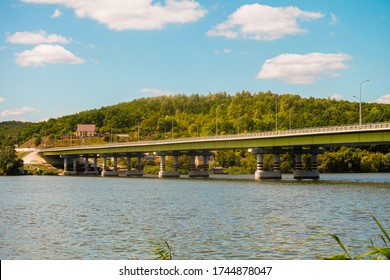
(0, 174, 389, 260)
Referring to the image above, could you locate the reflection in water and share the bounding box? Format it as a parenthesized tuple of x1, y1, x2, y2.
(0, 174, 389, 259)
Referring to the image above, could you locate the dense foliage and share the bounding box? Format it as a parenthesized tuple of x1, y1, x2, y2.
(0, 144, 23, 175)
(1, 91, 390, 174)
(16, 91, 390, 143)
(0, 121, 30, 145)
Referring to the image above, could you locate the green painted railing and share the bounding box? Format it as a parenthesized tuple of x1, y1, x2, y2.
(39, 122, 390, 156)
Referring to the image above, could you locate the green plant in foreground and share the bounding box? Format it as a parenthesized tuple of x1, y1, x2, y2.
(317, 212, 390, 260)
(151, 239, 173, 260)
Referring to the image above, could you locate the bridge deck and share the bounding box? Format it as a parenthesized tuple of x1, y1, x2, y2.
(40, 123, 390, 156)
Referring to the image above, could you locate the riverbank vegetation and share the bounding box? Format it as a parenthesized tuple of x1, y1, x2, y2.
(315, 213, 390, 260)
(0, 144, 23, 175)
(1, 91, 390, 174)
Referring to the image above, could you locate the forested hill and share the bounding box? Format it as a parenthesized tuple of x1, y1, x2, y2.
(9, 91, 390, 144)
(0, 121, 30, 145)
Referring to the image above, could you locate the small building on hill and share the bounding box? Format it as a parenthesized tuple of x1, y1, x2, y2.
(76, 124, 96, 138)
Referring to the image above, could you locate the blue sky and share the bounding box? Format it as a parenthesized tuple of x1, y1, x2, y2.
(0, 0, 389, 122)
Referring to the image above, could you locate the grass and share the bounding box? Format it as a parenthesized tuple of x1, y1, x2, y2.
(151, 239, 173, 260)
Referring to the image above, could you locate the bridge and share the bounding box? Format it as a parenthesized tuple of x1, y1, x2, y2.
(39, 122, 390, 180)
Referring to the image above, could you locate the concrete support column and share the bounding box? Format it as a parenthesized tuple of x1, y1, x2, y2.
(256, 153, 263, 172)
(113, 156, 118, 172)
(84, 156, 89, 172)
(127, 156, 132, 172)
(203, 154, 209, 171)
(160, 155, 166, 172)
(102, 156, 107, 172)
(294, 153, 302, 172)
(274, 153, 280, 171)
(73, 158, 77, 173)
(311, 153, 318, 171)
(190, 155, 196, 171)
(64, 157, 68, 172)
(137, 156, 143, 171)
(173, 154, 179, 172)
(94, 156, 98, 172)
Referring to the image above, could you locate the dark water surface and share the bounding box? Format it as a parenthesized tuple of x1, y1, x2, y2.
(1, 174, 389, 259)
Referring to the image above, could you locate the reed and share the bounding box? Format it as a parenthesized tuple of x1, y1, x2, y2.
(316, 212, 389, 260)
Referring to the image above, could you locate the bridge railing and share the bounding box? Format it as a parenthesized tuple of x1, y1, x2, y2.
(41, 122, 390, 151)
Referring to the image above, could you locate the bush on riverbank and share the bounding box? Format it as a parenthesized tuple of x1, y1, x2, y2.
(0, 145, 24, 175)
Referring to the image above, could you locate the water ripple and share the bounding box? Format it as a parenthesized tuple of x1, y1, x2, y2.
(0, 175, 389, 259)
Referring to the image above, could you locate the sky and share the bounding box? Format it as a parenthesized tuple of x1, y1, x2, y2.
(0, 0, 389, 122)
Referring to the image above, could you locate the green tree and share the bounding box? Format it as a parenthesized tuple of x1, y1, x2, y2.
(0, 145, 24, 175)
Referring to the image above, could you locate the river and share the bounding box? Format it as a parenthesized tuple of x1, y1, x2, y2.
(0, 174, 389, 260)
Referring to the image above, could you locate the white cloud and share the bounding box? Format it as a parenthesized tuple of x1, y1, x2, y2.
(22, 0, 207, 31)
(375, 94, 390, 104)
(257, 52, 352, 84)
(140, 88, 176, 96)
(15, 44, 85, 67)
(206, 4, 323, 40)
(330, 93, 343, 100)
(51, 8, 62, 18)
(1, 106, 37, 117)
(6, 30, 71, 44)
(0, 97, 5, 103)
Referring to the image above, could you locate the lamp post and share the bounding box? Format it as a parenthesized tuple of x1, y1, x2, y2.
(353, 79, 369, 128)
(216, 104, 223, 136)
(275, 95, 278, 131)
(138, 119, 140, 142)
(110, 124, 113, 143)
(216, 107, 218, 136)
(172, 115, 174, 140)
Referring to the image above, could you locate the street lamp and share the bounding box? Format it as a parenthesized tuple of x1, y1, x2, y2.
(275, 95, 278, 131)
(353, 79, 369, 128)
(172, 115, 174, 140)
(216, 104, 223, 136)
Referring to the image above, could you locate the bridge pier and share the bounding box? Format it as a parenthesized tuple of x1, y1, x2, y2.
(293, 148, 320, 180)
(73, 158, 77, 174)
(189, 152, 210, 178)
(101, 155, 118, 176)
(158, 153, 180, 178)
(84, 155, 99, 175)
(61, 156, 78, 175)
(126, 154, 144, 177)
(253, 149, 282, 180)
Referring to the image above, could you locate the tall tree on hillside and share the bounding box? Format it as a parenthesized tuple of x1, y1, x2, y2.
(0, 145, 23, 175)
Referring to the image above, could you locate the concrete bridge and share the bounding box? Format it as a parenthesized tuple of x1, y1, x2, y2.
(39, 122, 390, 180)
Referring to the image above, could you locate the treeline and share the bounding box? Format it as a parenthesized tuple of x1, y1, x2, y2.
(13, 91, 390, 143)
(2, 91, 390, 174)
(212, 146, 390, 174)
